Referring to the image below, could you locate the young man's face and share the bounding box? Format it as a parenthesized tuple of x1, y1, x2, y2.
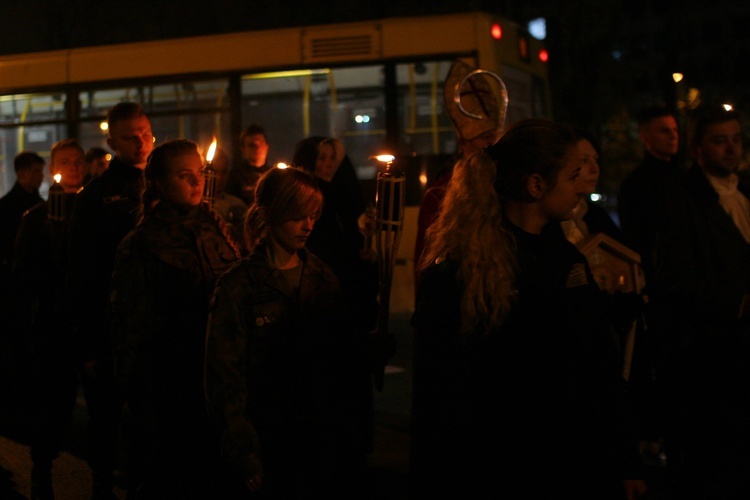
(107, 115, 154, 169)
(51, 146, 85, 192)
(694, 119, 743, 178)
(640, 115, 679, 161)
(241, 134, 269, 167)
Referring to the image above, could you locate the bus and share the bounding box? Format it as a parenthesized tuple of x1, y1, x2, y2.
(0, 11, 550, 200)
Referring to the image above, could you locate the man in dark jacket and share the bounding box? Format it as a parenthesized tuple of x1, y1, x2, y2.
(618, 106, 681, 286)
(653, 105, 750, 498)
(0, 151, 44, 431)
(225, 124, 271, 205)
(67, 102, 153, 499)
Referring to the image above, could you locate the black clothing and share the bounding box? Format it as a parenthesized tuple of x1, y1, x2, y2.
(225, 161, 271, 206)
(66, 155, 144, 495)
(411, 223, 640, 498)
(13, 196, 79, 472)
(0, 182, 42, 279)
(307, 163, 378, 334)
(111, 201, 239, 497)
(0, 183, 42, 429)
(652, 164, 750, 497)
(205, 246, 370, 498)
(618, 151, 684, 289)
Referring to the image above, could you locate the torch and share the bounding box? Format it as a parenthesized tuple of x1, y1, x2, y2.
(48, 174, 65, 222)
(372, 154, 404, 391)
(203, 137, 218, 207)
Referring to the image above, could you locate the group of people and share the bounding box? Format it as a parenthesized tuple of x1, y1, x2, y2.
(411, 100, 750, 499)
(0, 102, 377, 499)
(1, 86, 747, 500)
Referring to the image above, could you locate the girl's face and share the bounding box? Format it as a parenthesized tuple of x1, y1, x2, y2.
(314, 142, 338, 182)
(538, 146, 584, 222)
(269, 206, 320, 254)
(576, 139, 599, 195)
(157, 152, 205, 207)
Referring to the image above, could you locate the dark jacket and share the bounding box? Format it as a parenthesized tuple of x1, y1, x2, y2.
(0, 182, 42, 280)
(618, 151, 684, 288)
(225, 161, 271, 206)
(650, 164, 750, 492)
(110, 201, 239, 426)
(411, 222, 640, 497)
(205, 245, 369, 493)
(67, 156, 144, 363)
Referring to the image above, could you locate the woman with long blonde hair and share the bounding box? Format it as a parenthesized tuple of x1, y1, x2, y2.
(411, 119, 645, 499)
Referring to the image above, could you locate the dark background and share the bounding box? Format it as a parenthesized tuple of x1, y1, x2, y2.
(2, 0, 747, 201)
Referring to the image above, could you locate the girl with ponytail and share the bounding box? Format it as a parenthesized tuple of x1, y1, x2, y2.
(110, 139, 241, 497)
(412, 119, 646, 498)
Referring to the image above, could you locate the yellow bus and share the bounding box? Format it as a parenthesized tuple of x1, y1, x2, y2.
(0, 11, 549, 197)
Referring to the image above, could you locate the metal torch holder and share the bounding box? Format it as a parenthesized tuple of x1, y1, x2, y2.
(372, 164, 404, 391)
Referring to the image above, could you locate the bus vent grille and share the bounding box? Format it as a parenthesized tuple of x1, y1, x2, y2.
(303, 27, 381, 62)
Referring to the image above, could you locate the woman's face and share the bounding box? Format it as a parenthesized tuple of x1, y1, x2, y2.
(314, 142, 338, 182)
(577, 138, 599, 195)
(269, 207, 319, 254)
(538, 145, 584, 222)
(157, 152, 205, 207)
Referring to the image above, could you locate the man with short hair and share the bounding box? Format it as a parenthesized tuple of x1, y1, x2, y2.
(12, 139, 86, 498)
(652, 105, 750, 497)
(0, 151, 44, 279)
(225, 124, 271, 205)
(618, 106, 681, 284)
(67, 102, 153, 499)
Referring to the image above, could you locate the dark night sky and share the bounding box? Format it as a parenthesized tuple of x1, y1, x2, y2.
(1, 0, 748, 133)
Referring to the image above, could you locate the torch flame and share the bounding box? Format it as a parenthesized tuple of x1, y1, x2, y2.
(375, 154, 395, 164)
(206, 137, 217, 163)
(54, 173, 62, 183)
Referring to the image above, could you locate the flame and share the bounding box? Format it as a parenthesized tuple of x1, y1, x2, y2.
(276, 162, 289, 169)
(206, 137, 217, 163)
(54, 173, 62, 183)
(375, 154, 395, 164)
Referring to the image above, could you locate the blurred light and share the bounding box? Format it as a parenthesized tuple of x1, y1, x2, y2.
(375, 154, 395, 164)
(590, 193, 602, 202)
(723, 104, 733, 111)
(528, 18, 546, 40)
(672, 73, 684, 83)
(491, 23, 503, 40)
(276, 162, 288, 169)
(539, 49, 549, 63)
(206, 137, 217, 163)
(612, 50, 622, 61)
(99, 122, 108, 131)
(355, 114, 370, 123)
(419, 173, 428, 185)
(105, 153, 112, 162)
(53, 173, 62, 183)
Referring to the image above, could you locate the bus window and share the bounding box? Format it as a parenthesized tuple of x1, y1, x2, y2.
(240, 65, 386, 176)
(0, 93, 67, 195)
(395, 60, 457, 157)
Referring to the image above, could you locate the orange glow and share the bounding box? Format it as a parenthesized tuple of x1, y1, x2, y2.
(54, 173, 62, 183)
(491, 23, 502, 40)
(276, 162, 289, 169)
(375, 154, 395, 164)
(539, 48, 549, 62)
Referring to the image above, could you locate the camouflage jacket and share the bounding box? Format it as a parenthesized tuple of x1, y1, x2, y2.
(111, 201, 238, 426)
(205, 244, 367, 482)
